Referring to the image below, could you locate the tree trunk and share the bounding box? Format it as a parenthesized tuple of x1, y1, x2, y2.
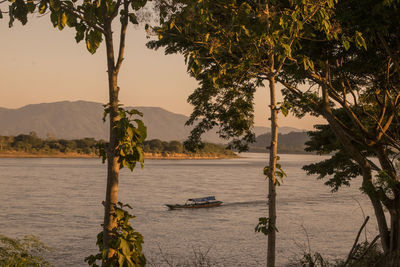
(102, 22, 121, 261)
(267, 75, 278, 267)
(362, 169, 390, 253)
(388, 195, 400, 266)
(319, 82, 392, 253)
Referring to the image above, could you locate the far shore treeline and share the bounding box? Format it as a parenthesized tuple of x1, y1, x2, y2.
(0, 131, 311, 157)
(0, 131, 237, 158)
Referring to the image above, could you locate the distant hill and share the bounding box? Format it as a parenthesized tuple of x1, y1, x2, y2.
(249, 131, 310, 153)
(253, 126, 303, 136)
(0, 101, 305, 143)
(0, 101, 107, 140)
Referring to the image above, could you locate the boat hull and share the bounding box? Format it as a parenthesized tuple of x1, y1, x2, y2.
(166, 201, 223, 210)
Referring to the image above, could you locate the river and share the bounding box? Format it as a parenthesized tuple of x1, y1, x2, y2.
(0, 153, 379, 266)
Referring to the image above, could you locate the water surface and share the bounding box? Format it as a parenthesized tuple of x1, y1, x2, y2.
(0, 153, 379, 266)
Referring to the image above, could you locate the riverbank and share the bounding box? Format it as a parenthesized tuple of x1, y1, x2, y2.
(0, 151, 238, 159)
(144, 152, 238, 159)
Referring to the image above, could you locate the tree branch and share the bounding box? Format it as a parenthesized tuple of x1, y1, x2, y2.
(115, 0, 129, 74)
(326, 71, 371, 138)
(344, 216, 370, 266)
(378, 32, 400, 77)
(61, 3, 106, 34)
(110, 0, 122, 19)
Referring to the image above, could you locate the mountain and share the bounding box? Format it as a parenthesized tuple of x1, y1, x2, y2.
(0, 101, 107, 140)
(0, 101, 305, 142)
(253, 126, 304, 136)
(249, 131, 310, 153)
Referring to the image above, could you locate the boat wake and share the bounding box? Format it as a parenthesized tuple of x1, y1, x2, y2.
(222, 200, 267, 206)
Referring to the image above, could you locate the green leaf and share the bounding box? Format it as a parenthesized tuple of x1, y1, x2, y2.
(131, 0, 147, 11)
(118, 253, 125, 266)
(8, 5, 14, 27)
(126, 126, 134, 139)
(355, 31, 367, 50)
(137, 146, 144, 168)
(75, 24, 86, 43)
(119, 239, 131, 257)
(106, 0, 116, 15)
(26, 0, 35, 12)
(134, 119, 147, 142)
(38, 1, 47, 14)
(281, 105, 288, 116)
(12, 0, 28, 25)
(241, 25, 250, 36)
(128, 13, 138, 24)
(282, 43, 292, 57)
(255, 217, 278, 236)
(58, 12, 67, 30)
(49, 0, 61, 11)
(85, 30, 103, 54)
(341, 35, 351, 50)
(263, 165, 269, 176)
(50, 11, 58, 27)
(127, 108, 143, 117)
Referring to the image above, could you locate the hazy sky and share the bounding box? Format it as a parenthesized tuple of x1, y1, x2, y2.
(0, 14, 324, 129)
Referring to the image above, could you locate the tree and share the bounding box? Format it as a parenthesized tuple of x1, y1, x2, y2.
(147, 138, 163, 152)
(277, 0, 400, 261)
(2, 0, 148, 265)
(166, 140, 183, 153)
(149, 1, 334, 265)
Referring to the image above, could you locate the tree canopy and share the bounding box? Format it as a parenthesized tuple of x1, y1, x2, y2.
(149, 0, 400, 259)
(148, 0, 346, 150)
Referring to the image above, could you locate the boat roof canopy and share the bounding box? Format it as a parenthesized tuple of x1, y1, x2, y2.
(188, 196, 216, 202)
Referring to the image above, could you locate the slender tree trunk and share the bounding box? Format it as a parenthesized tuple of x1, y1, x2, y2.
(102, 21, 121, 261)
(267, 75, 278, 267)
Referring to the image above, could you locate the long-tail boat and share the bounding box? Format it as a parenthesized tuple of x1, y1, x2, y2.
(165, 196, 223, 210)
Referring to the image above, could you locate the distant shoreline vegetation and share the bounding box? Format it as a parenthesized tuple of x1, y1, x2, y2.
(0, 132, 237, 159)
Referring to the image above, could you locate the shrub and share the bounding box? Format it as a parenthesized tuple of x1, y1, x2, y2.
(0, 235, 52, 267)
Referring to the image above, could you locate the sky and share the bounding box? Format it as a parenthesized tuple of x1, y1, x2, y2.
(0, 13, 324, 130)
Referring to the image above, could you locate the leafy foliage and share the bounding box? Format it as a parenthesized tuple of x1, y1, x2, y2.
(264, 159, 287, 186)
(149, 0, 343, 151)
(302, 124, 366, 192)
(85, 202, 145, 267)
(303, 150, 362, 192)
(255, 217, 278, 236)
(99, 105, 147, 171)
(4, 0, 148, 54)
(278, 0, 400, 254)
(0, 235, 52, 267)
